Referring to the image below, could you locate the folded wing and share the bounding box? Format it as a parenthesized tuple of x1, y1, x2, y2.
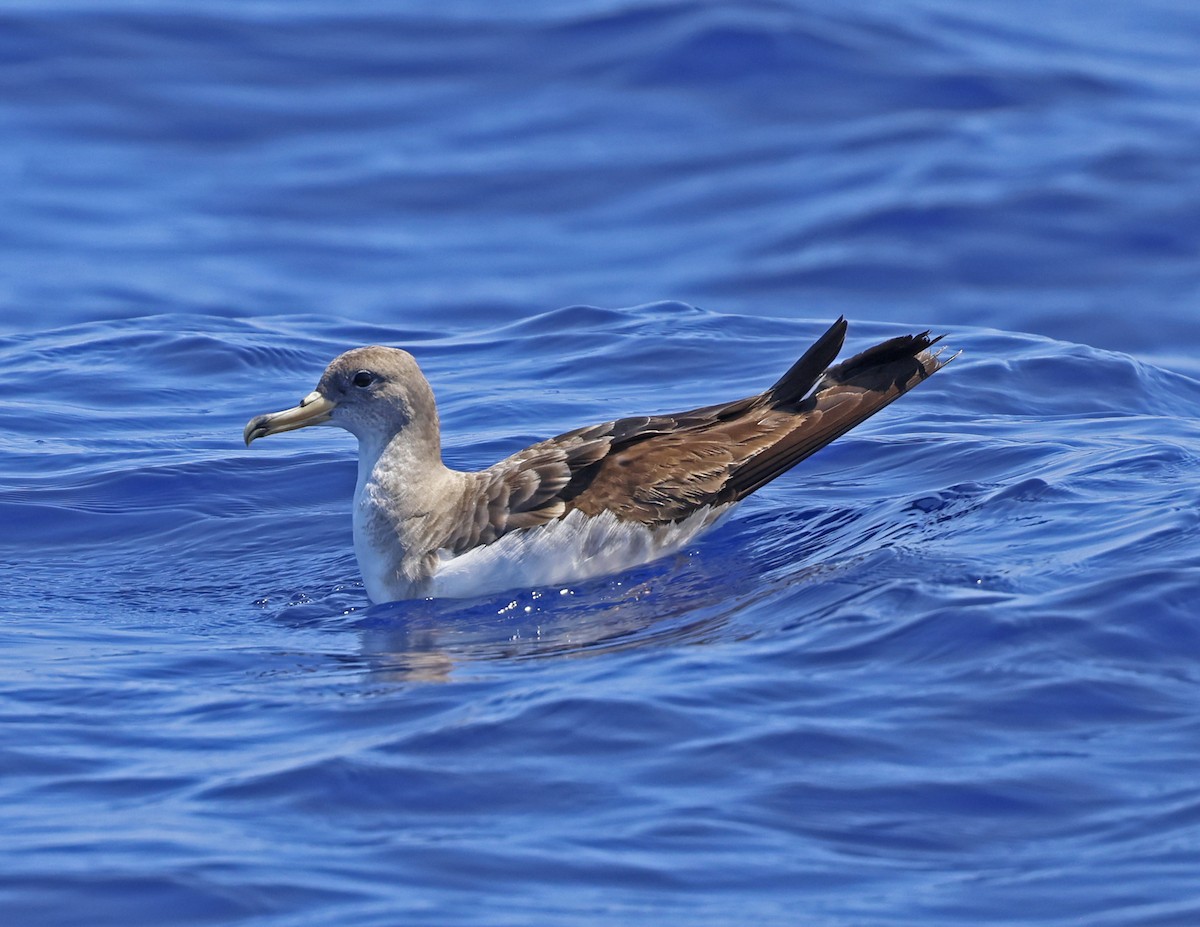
(437, 317, 949, 554)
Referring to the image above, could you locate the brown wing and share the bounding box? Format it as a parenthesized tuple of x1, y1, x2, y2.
(438, 318, 950, 553)
(718, 326, 949, 500)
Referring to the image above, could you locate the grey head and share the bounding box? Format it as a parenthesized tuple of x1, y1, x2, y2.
(243, 346, 441, 456)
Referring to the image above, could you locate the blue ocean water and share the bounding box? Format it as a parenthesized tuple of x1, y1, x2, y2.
(2, 2, 1200, 924)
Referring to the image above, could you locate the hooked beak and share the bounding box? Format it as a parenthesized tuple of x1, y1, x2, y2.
(244, 391, 337, 446)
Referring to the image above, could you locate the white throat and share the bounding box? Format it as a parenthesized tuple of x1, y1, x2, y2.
(351, 429, 462, 602)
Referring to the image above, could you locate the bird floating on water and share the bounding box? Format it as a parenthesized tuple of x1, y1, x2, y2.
(244, 317, 950, 602)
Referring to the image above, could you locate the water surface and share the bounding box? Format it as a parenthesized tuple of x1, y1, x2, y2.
(2, 2, 1199, 925)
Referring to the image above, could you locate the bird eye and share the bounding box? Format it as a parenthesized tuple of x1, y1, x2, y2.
(352, 370, 375, 389)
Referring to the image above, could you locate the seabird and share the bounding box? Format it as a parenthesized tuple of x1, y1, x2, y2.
(245, 317, 950, 602)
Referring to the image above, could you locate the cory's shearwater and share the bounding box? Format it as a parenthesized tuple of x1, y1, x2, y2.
(244, 317, 950, 602)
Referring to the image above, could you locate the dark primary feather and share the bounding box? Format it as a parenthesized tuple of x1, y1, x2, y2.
(437, 318, 950, 554)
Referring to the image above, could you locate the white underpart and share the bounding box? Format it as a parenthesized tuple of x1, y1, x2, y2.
(427, 505, 732, 599)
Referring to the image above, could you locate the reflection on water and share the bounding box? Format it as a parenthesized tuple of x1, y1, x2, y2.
(348, 550, 753, 682)
(335, 510, 920, 683)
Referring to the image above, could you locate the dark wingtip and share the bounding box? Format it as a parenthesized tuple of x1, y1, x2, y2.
(821, 325, 953, 395)
(765, 317, 850, 406)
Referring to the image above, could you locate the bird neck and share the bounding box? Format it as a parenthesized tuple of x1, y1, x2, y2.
(352, 424, 466, 597)
(356, 425, 447, 495)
